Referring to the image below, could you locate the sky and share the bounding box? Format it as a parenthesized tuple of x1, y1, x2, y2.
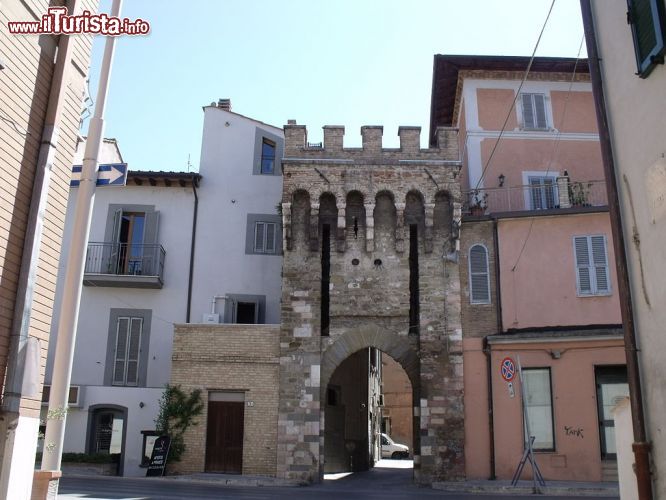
(87, 0, 587, 172)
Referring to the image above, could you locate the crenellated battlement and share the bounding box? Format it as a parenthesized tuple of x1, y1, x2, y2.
(284, 122, 460, 162)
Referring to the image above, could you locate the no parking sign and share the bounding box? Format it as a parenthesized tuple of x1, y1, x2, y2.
(500, 357, 516, 382)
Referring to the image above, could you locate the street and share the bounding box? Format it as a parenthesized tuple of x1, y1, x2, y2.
(58, 461, 619, 500)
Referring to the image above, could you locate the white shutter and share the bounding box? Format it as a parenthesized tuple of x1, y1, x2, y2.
(113, 318, 129, 385)
(522, 94, 535, 128)
(254, 222, 265, 252)
(534, 94, 548, 129)
(265, 223, 276, 253)
(591, 235, 610, 292)
(469, 245, 490, 304)
(125, 318, 142, 386)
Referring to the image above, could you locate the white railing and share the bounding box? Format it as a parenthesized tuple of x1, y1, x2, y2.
(463, 178, 608, 215)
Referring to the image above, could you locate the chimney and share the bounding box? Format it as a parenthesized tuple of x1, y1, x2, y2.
(218, 98, 231, 111)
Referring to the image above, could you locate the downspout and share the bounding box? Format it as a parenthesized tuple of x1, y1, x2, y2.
(185, 174, 199, 323)
(483, 216, 503, 481)
(2, 0, 79, 413)
(580, 3, 653, 500)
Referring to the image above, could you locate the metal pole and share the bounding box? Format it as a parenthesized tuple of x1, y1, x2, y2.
(579, 3, 653, 500)
(41, 0, 123, 472)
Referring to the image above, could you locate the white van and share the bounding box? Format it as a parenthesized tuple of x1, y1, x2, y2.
(380, 433, 409, 459)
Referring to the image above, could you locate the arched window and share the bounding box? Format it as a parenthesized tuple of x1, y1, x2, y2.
(469, 244, 490, 304)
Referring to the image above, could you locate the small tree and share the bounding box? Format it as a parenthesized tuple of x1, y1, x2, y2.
(155, 384, 204, 463)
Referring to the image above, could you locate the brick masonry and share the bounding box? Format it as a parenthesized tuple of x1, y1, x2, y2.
(171, 324, 280, 476)
(277, 124, 465, 485)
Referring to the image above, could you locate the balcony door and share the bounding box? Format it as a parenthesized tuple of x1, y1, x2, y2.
(109, 208, 159, 276)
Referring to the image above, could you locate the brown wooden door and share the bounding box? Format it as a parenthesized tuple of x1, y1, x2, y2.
(205, 401, 244, 473)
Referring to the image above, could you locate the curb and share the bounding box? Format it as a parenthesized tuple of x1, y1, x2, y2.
(432, 482, 619, 497)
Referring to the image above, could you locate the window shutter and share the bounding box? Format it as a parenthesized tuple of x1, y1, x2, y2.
(628, 0, 666, 76)
(254, 222, 265, 252)
(469, 245, 490, 304)
(265, 223, 276, 253)
(113, 318, 129, 385)
(522, 94, 535, 128)
(534, 94, 547, 129)
(574, 236, 592, 294)
(125, 318, 142, 386)
(591, 236, 610, 292)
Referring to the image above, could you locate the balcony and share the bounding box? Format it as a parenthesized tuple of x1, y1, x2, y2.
(463, 178, 608, 216)
(83, 242, 165, 289)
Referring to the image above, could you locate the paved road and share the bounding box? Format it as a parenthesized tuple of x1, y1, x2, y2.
(58, 461, 619, 500)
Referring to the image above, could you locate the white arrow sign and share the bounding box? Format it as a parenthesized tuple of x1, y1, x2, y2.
(70, 163, 128, 187)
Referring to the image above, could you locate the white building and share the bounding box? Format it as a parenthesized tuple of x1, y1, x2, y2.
(190, 99, 284, 325)
(44, 100, 285, 476)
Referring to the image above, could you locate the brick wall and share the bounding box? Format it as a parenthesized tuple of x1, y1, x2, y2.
(170, 324, 280, 476)
(459, 219, 499, 338)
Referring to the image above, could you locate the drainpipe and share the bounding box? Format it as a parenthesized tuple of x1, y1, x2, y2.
(185, 174, 199, 323)
(0, 1, 79, 497)
(482, 337, 496, 480)
(580, 3, 653, 500)
(2, 0, 79, 414)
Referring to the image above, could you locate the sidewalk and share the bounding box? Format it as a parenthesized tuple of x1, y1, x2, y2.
(432, 479, 619, 497)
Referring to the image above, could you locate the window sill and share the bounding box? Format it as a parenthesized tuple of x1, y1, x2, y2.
(577, 292, 612, 298)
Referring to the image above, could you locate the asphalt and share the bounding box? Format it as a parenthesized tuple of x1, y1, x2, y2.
(57, 460, 620, 499)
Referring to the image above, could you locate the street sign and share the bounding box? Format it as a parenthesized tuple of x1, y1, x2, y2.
(146, 435, 171, 477)
(70, 163, 128, 187)
(501, 357, 516, 382)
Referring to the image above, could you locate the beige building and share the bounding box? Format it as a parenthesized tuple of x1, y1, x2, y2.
(582, 2, 666, 499)
(0, 0, 97, 498)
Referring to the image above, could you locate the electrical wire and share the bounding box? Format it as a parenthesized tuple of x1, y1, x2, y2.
(510, 34, 585, 272)
(472, 0, 557, 194)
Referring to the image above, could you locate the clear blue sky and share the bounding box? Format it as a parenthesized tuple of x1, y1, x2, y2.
(87, 0, 586, 172)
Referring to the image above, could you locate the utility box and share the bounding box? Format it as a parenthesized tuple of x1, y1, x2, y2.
(202, 313, 220, 324)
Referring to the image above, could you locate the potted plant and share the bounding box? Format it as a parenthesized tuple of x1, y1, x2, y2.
(569, 181, 592, 207)
(469, 190, 488, 216)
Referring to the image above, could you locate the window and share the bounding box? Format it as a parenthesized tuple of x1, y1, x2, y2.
(523, 368, 554, 451)
(528, 176, 558, 210)
(104, 309, 151, 387)
(469, 244, 490, 304)
(113, 317, 143, 386)
(260, 139, 276, 174)
(574, 235, 611, 296)
(628, 0, 666, 77)
(223, 294, 266, 324)
(520, 93, 549, 130)
(254, 221, 277, 253)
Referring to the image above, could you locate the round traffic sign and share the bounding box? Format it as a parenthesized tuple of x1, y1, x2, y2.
(500, 357, 516, 382)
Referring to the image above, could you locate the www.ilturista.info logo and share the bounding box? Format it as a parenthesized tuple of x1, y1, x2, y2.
(7, 7, 150, 36)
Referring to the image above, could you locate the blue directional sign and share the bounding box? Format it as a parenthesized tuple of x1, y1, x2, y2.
(70, 163, 128, 187)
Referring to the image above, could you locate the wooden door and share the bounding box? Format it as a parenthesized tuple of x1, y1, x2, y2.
(205, 401, 244, 473)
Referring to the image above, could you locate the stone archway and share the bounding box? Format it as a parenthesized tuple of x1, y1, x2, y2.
(321, 326, 419, 390)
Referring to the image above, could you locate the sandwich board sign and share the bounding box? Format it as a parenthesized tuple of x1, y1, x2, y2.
(146, 435, 171, 477)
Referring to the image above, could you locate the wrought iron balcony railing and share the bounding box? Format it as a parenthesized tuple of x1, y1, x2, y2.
(463, 178, 608, 216)
(84, 242, 165, 288)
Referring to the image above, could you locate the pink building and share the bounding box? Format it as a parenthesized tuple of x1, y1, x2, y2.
(430, 55, 627, 482)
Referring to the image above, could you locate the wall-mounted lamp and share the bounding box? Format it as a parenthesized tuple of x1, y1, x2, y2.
(498, 174, 506, 187)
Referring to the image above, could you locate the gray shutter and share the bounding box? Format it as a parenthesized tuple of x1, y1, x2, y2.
(142, 211, 160, 275)
(469, 245, 490, 303)
(254, 222, 265, 252)
(125, 318, 142, 386)
(113, 318, 129, 384)
(574, 236, 592, 294)
(522, 94, 535, 128)
(591, 236, 609, 292)
(107, 209, 123, 273)
(265, 223, 276, 253)
(534, 94, 547, 129)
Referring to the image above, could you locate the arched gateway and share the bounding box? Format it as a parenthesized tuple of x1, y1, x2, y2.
(276, 123, 465, 485)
